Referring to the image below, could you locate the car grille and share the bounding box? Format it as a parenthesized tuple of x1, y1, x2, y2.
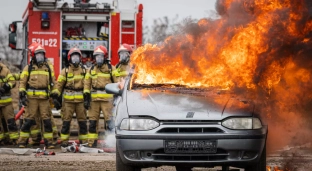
(152, 149, 228, 161)
(157, 127, 224, 133)
(161, 120, 220, 124)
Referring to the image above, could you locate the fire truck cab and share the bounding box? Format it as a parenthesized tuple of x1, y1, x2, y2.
(8, 0, 143, 77)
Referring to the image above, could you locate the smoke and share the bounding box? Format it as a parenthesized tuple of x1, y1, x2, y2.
(104, 132, 116, 148)
(131, 0, 312, 153)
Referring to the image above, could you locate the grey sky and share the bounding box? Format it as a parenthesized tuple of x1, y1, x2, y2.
(0, 0, 217, 26)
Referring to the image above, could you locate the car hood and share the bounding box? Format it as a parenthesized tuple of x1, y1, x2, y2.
(126, 90, 254, 121)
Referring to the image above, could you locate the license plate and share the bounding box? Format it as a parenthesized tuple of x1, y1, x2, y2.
(164, 140, 217, 153)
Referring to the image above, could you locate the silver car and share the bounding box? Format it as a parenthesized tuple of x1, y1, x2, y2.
(106, 76, 268, 171)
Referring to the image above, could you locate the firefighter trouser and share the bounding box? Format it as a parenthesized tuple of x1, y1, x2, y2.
(18, 99, 53, 145)
(87, 101, 113, 145)
(29, 108, 58, 143)
(0, 104, 19, 141)
(60, 102, 87, 143)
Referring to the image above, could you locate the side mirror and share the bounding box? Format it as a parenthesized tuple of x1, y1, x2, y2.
(8, 21, 23, 50)
(8, 32, 17, 49)
(105, 83, 122, 96)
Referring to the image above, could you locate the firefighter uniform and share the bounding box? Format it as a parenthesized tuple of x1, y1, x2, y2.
(83, 45, 118, 147)
(116, 43, 133, 80)
(51, 48, 88, 145)
(17, 46, 56, 148)
(0, 63, 19, 143)
(116, 64, 129, 79)
(28, 108, 59, 146)
(14, 68, 58, 146)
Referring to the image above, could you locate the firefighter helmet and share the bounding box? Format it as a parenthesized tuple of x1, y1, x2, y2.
(34, 45, 46, 55)
(67, 47, 82, 61)
(34, 45, 46, 65)
(28, 42, 40, 57)
(68, 47, 82, 67)
(93, 45, 108, 57)
(93, 45, 108, 67)
(118, 44, 133, 54)
(118, 44, 132, 64)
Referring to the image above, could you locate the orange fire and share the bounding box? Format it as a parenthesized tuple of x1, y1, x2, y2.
(267, 166, 292, 171)
(131, 0, 312, 91)
(131, 0, 312, 156)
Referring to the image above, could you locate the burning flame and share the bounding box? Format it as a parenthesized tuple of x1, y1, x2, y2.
(131, 0, 312, 156)
(266, 166, 292, 171)
(132, 0, 312, 91)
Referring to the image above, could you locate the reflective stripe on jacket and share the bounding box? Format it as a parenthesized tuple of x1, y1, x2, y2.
(0, 63, 16, 106)
(19, 61, 56, 99)
(52, 65, 85, 103)
(83, 64, 118, 101)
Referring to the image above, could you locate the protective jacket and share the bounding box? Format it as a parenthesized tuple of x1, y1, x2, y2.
(84, 64, 118, 101)
(116, 63, 129, 79)
(53, 64, 85, 103)
(0, 63, 16, 106)
(19, 60, 56, 99)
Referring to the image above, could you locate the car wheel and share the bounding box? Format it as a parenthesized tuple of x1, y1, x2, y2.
(175, 166, 193, 171)
(244, 145, 266, 171)
(116, 146, 141, 171)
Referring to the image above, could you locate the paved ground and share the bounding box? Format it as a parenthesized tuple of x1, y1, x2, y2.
(1, 144, 312, 171)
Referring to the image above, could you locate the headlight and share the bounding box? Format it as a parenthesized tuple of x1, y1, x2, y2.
(222, 117, 262, 130)
(120, 118, 160, 130)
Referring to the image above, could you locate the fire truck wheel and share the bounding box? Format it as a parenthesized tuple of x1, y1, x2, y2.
(244, 144, 266, 171)
(116, 145, 141, 171)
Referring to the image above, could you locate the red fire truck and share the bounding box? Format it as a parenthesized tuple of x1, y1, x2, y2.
(8, 0, 143, 77)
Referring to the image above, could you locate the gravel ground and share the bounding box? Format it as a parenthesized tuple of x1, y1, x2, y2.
(2, 145, 312, 171)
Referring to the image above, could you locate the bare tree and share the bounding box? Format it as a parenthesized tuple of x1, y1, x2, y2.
(143, 15, 180, 44)
(0, 26, 22, 68)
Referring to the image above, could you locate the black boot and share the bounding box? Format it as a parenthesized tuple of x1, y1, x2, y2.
(92, 140, 97, 148)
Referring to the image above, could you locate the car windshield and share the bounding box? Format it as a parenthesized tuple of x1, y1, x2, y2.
(130, 82, 231, 97)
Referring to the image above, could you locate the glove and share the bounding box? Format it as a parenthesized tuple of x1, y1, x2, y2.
(83, 93, 91, 110)
(50, 93, 59, 99)
(19, 91, 28, 106)
(3, 83, 11, 92)
(0, 87, 5, 96)
(53, 98, 62, 110)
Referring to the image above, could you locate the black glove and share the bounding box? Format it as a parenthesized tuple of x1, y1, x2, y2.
(50, 93, 58, 99)
(19, 91, 28, 106)
(53, 98, 62, 110)
(83, 93, 91, 110)
(3, 83, 11, 92)
(0, 87, 5, 96)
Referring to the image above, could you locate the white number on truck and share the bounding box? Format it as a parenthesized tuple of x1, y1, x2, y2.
(32, 38, 58, 47)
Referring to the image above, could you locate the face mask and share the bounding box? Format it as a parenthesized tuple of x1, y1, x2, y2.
(71, 54, 80, 67)
(95, 54, 104, 67)
(119, 51, 130, 64)
(35, 52, 45, 65)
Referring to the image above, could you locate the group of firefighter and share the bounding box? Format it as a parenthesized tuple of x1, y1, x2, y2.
(0, 42, 133, 149)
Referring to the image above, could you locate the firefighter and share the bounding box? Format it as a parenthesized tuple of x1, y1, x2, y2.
(83, 45, 118, 147)
(22, 42, 58, 147)
(50, 47, 88, 147)
(0, 59, 19, 145)
(116, 43, 133, 79)
(17, 45, 56, 149)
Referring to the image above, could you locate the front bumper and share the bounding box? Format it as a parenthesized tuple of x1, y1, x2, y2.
(116, 125, 267, 168)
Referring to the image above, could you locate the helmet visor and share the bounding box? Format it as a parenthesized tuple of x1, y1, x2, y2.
(119, 51, 130, 63)
(95, 54, 104, 64)
(71, 54, 80, 64)
(35, 52, 45, 64)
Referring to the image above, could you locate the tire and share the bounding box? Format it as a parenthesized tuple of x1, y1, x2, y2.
(244, 145, 266, 171)
(116, 146, 141, 171)
(175, 166, 193, 171)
